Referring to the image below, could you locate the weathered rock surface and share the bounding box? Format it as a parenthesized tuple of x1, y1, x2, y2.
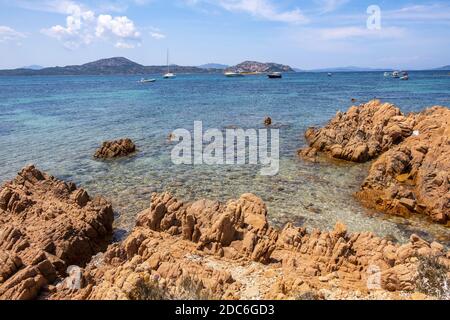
(298, 100, 449, 224)
(94, 138, 136, 159)
(51, 193, 449, 300)
(299, 100, 414, 162)
(356, 106, 450, 224)
(264, 117, 272, 126)
(0, 166, 114, 300)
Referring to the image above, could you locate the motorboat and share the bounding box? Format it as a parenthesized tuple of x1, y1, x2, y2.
(224, 72, 244, 77)
(139, 78, 156, 83)
(267, 72, 282, 79)
(392, 71, 400, 78)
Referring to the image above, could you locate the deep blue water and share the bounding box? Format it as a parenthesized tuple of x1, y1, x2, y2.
(1, 71, 449, 243)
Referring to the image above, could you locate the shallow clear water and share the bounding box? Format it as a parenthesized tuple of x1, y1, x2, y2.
(0, 71, 449, 244)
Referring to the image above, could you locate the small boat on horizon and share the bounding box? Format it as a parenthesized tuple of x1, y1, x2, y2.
(392, 71, 400, 78)
(163, 49, 176, 79)
(327, 72, 333, 77)
(267, 72, 282, 79)
(384, 72, 390, 77)
(224, 72, 244, 77)
(139, 78, 156, 83)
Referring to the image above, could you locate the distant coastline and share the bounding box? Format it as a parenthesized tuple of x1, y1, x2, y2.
(0, 57, 295, 76)
(0, 57, 449, 76)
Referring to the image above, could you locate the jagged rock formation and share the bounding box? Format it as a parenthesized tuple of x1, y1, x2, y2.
(298, 100, 449, 224)
(0, 166, 114, 300)
(298, 100, 414, 162)
(94, 138, 136, 159)
(356, 107, 450, 224)
(50, 193, 449, 300)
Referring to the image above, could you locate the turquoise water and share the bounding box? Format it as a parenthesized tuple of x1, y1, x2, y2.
(1, 71, 449, 244)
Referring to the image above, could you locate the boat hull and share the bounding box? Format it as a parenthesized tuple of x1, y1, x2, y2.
(224, 73, 244, 77)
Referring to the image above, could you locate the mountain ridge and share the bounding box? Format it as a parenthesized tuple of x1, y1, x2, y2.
(199, 63, 229, 69)
(0, 57, 220, 76)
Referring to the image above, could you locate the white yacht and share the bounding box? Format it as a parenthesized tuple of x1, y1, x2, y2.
(224, 72, 244, 77)
(139, 78, 156, 83)
(163, 49, 176, 79)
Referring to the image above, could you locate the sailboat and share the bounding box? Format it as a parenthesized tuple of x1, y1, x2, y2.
(163, 49, 176, 79)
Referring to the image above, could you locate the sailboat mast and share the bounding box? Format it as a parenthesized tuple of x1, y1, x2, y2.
(167, 49, 169, 74)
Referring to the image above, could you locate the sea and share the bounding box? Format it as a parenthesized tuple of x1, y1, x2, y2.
(0, 71, 449, 244)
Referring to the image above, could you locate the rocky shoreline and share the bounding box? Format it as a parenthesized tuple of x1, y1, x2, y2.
(299, 100, 449, 225)
(0, 166, 113, 299)
(0, 100, 449, 300)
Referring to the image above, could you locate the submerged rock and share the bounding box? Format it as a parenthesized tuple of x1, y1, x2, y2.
(264, 117, 272, 126)
(356, 106, 450, 224)
(94, 138, 136, 159)
(299, 100, 414, 162)
(0, 165, 114, 300)
(49, 193, 449, 300)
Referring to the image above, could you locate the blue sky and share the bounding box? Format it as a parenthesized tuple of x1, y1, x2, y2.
(0, 0, 449, 69)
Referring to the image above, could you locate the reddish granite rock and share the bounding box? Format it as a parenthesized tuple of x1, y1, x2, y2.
(50, 193, 449, 300)
(94, 138, 136, 159)
(299, 100, 414, 162)
(0, 165, 114, 299)
(297, 147, 319, 162)
(136, 192, 276, 263)
(356, 106, 450, 224)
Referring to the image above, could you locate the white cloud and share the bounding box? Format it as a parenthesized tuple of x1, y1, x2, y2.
(41, 2, 141, 49)
(150, 31, 166, 39)
(218, 0, 308, 24)
(319, 26, 406, 40)
(186, 0, 309, 24)
(315, 0, 349, 14)
(96, 14, 140, 39)
(384, 4, 450, 21)
(0, 26, 27, 43)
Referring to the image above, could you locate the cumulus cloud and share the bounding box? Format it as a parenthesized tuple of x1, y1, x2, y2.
(0, 26, 27, 43)
(96, 14, 140, 39)
(41, 1, 141, 49)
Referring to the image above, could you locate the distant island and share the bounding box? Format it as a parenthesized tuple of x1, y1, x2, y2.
(198, 63, 229, 70)
(306, 66, 394, 72)
(1, 58, 448, 75)
(21, 65, 44, 70)
(225, 61, 294, 73)
(0, 58, 295, 76)
(0, 57, 221, 76)
(434, 65, 450, 71)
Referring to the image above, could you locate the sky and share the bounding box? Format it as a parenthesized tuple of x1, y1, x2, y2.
(0, 0, 449, 69)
